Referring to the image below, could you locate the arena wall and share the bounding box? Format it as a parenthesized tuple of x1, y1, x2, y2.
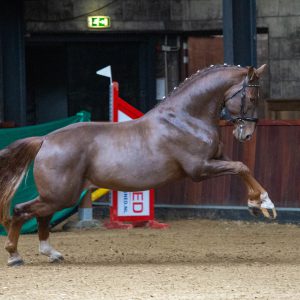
(23, 0, 300, 103)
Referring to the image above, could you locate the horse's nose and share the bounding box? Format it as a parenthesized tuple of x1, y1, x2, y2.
(245, 134, 252, 141)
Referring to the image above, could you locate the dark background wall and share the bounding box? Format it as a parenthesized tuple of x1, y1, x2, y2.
(23, 0, 300, 99)
(1, 0, 300, 123)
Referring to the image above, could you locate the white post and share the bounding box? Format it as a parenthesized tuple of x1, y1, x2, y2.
(97, 65, 113, 206)
(96, 65, 113, 121)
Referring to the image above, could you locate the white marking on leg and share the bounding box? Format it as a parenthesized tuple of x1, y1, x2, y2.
(39, 240, 64, 263)
(7, 252, 24, 266)
(260, 192, 275, 209)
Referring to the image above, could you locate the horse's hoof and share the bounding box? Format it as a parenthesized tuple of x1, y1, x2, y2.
(248, 206, 261, 217)
(260, 193, 277, 219)
(49, 255, 64, 263)
(261, 207, 277, 219)
(7, 257, 24, 267)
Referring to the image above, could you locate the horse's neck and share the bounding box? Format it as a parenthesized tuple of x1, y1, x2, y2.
(167, 69, 244, 122)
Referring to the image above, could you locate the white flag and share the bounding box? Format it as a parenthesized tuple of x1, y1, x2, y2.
(96, 66, 112, 83)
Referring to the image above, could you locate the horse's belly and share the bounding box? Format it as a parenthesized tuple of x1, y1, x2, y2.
(87, 155, 182, 191)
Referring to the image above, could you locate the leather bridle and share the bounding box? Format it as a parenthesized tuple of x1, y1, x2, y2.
(223, 79, 260, 124)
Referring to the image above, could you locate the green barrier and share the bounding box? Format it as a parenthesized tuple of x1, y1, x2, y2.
(0, 111, 91, 235)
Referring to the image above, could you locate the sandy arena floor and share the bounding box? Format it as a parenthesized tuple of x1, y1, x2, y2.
(0, 219, 300, 300)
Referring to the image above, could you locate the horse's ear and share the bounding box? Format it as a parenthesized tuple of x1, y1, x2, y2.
(255, 64, 267, 77)
(247, 66, 256, 81)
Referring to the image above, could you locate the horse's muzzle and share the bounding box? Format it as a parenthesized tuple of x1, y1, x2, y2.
(233, 121, 256, 142)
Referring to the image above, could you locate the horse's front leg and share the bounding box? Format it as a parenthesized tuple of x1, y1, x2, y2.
(239, 171, 277, 219)
(191, 159, 276, 219)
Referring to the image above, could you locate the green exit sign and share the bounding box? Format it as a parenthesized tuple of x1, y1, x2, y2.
(87, 16, 111, 28)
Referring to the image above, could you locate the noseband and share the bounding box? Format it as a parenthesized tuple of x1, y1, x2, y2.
(223, 79, 260, 124)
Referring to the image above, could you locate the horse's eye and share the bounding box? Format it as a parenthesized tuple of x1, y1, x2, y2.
(250, 98, 256, 103)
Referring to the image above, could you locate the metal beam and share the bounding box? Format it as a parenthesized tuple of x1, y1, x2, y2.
(223, 0, 257, 67)
(0, 0, 26, 125)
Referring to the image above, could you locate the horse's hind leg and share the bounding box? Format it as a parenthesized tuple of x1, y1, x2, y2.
(4, 198, 41, 266)
(5, 196, 62, 266)
(5, 215, 26, 266)
(37, 215, 64, 263)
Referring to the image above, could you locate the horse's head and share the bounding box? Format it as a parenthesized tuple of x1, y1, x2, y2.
(223, 64, 267, 142)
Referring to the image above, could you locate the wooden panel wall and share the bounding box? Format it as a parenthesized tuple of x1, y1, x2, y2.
(187, 36, 224, 76)
(265, 99, 300, 120)
(155, 121, 300, 208)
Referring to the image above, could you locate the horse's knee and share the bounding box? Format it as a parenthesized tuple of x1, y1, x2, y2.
(236, 162, 249, 174)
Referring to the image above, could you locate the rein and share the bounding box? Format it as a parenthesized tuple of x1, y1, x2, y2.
(223, 79, 260, 124)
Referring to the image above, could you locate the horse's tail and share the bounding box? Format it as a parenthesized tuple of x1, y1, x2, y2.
(0, 137, 44, 226)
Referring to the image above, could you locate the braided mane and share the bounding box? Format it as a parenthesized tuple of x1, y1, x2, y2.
(167, 64, 245, 99)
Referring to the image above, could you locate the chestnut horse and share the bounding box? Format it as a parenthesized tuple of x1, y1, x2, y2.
(0, 64, 275, 266)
